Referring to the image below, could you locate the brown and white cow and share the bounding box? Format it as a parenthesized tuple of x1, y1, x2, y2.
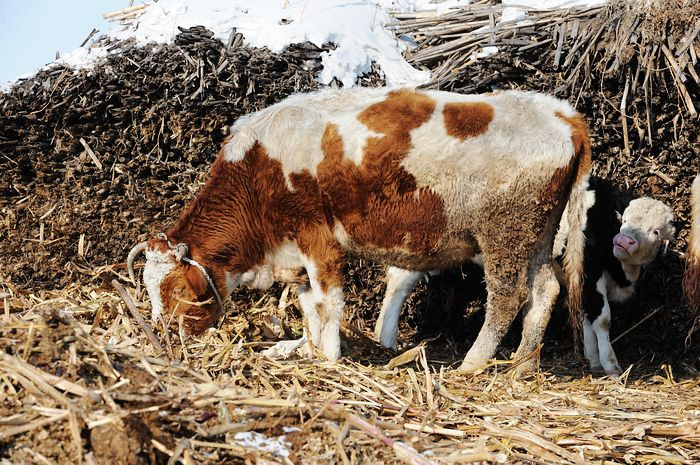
(127, 87, 591, 372)
(684, 174, 700, 318)
(375, 177, 675, 375)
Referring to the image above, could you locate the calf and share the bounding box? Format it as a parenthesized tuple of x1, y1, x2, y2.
(374, 177, 675, 375)
(127, 87, 591, 372)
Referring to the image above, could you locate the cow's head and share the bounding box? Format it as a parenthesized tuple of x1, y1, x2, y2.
(613, 198, 675, 266)
(127, 234, 224, 333)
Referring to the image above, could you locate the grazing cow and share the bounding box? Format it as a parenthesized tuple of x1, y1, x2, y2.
(374, 177, 675, 375)
(684, 174, 700, 317)
(127, 87, 591, 372)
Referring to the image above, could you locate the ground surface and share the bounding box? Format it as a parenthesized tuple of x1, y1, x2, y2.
(1, 25, 700, 464)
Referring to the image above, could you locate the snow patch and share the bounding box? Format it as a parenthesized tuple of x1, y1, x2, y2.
(502, 0, 607, 8)
(109, 0, 431, 87)
(233, 431, 292, 458)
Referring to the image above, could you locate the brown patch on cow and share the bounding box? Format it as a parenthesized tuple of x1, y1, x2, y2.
(160, 263, 220, 333)
(443, 102, 494, 140)
(297, 225, 344, 291)
(317, 89, 447, 256)
(169, 142, 326, 271)
(556, 111, 592, 185)
(146, 236, 170, 253)
(160, 140, 341, 332)
(540, 156, 577, 205)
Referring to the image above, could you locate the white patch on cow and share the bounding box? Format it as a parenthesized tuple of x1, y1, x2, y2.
(401, 91, 578, 230)
(375, 267, 423, 350)
(142, 249, 176, 322)
(582, 317, 601, 370)
(265, 241, 305, 270)
(330, 112, 382, 165)
(593, 275, 622, 376)
(604, 269, 637, 304)
(226, 88, 389, 188)
(223, 129, 256, 162)
(299, 254, 345, 362)
(333, 221, 350, 247)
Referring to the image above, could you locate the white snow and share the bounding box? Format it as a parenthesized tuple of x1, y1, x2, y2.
(55, 46, 112, 69)
(109, 0, 432, 87)
(3, 0, 611, 91)
(502, 0, 607, 8)
(233, 431, 292, 458)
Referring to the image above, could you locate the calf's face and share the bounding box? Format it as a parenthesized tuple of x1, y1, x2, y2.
(128, 237, 222, 333)
(613, 198, 675, 266)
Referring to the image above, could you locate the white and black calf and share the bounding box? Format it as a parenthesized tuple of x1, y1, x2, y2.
(578, 177, 674, 375)
(375, 177, 674, 375)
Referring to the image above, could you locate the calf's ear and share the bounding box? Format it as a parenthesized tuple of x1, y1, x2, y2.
(616, 210, 623, 222)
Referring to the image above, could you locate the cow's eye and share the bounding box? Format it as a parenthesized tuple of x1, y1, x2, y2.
(652, 230, 660, 237)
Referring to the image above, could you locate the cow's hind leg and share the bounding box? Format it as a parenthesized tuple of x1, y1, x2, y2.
(514, 259, 560, 373)
(375, 267, 423, 350)
(459, 252, 529, 372)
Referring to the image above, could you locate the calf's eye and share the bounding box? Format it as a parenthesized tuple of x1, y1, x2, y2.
(652, 230, 660, 237)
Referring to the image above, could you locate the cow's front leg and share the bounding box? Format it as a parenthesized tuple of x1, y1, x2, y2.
(375, 267, 423, 350)
(298, 228, 345, 362)
(593, 276, 622, 376)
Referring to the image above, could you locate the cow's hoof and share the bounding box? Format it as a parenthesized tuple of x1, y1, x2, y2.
(604, 366, 623, 378)
(512, 358, 539, 376)
(457, 359, 487, 374)
(261, 336, 309, 359)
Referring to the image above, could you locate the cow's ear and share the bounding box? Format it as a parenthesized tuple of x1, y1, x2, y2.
(184, 264, 209, 297)
(615, 210, 623, 222)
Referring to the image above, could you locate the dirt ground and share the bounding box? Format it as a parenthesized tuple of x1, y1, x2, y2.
(1, 23, 700, 464)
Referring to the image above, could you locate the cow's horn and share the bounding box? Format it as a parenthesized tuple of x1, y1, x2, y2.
(127, 241, 148, 284)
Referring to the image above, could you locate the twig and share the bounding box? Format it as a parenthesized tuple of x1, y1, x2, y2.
(611, 306, 665, 345)
(79, 138, 102, 171)
(111, 280, 164, 354)
(621, 77, 630, 157)
(325, 403, 435, 465)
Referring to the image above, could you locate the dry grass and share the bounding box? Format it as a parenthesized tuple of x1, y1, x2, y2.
(2, 277, 700, 464)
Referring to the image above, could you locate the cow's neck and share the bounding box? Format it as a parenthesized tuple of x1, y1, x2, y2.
(166, 156, 266, 275)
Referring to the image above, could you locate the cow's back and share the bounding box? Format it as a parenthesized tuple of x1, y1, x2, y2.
(221, 88, 584, 271)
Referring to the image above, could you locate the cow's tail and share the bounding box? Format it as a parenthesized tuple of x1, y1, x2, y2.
(560, 113, 592, 351)
(683, 173, 700, 330)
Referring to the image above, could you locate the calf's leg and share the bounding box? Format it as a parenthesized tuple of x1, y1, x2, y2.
(582, 317, 601, 371)
(375, 267, 423, 350)
(593, 276, 622, 375)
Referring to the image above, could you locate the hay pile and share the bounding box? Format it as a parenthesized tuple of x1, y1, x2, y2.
(1, 1, 700, 463)
(2, 290, 699, 464)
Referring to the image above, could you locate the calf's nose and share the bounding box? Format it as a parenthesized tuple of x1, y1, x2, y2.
(613, 233, 638, 253)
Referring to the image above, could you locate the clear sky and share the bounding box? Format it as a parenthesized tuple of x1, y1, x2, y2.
(0, 0, 127, 83)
